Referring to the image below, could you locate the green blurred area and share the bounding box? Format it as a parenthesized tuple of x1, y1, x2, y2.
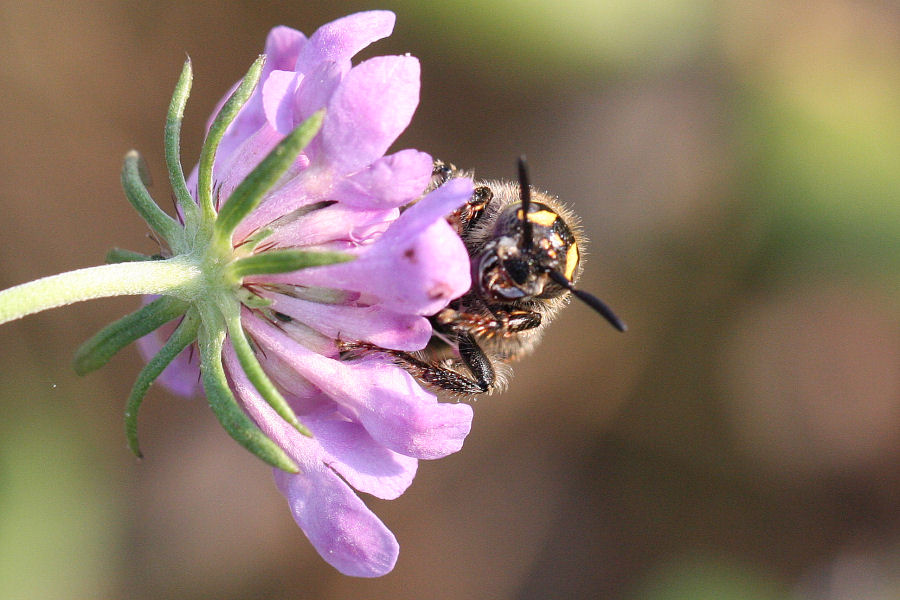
(401, 0, 715, 74)
(1, 0, 898, 598)
(0, 361, 123, 599)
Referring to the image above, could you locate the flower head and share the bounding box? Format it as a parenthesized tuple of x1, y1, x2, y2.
(74, 10, 474, 577)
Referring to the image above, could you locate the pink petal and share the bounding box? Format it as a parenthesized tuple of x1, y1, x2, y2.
(262, 70, 302, 134)
(223, 348, 399, 577)
(254, 350, 322, 403)
(233, 166, 332, 241)
(274, 467, 398, 577)
(321, 55, 420, 174)
(263, 26, 307, 71)
(331, 149, 433, 209)
(306, 410, 418, 500)
(213, 123, 284, 209)
(259, 177, 473, 315)
(265, 291, 433, 351)
(333, 358, 474, 460)
(295, 59, 343, 118)
(374, 176, 473, 251)
(289, 60, 344, 164)
(260, 203, 397, 249)
(294, 10, 396, 75)
(243, 315, 472, 459)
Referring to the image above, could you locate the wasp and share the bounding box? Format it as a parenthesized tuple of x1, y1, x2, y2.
(341, 157, 625, 395)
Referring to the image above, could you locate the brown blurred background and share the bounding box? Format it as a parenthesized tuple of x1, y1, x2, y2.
(1, 1, 899, 598)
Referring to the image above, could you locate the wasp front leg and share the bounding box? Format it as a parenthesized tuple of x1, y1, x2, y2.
(455, 185, 493, 233)
(431, 160, 494, 233)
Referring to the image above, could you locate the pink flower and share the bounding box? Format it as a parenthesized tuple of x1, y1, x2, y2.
(135, 11, 474, 576)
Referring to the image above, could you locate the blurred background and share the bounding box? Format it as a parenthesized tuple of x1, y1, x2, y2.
(1, 1, 899, 598)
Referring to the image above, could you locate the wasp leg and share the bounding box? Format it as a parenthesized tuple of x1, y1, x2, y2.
(458, 185, 493, 232)
(430, 160, 493, 233)
(435, 307, 542, 338)
(431, 160, 456, 187)
(339, 340, 490, 394)
(457, 331, 494, 392)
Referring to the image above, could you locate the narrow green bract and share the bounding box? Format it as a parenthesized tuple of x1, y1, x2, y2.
(221, 301, 312, 438)
(197, 56, 265, 218)
(215, 109, 325, 244)
(73, 295, 190, 375)
(121, 150, 182, 247)
(229, 249, 353, 278)
(125, 308, 200, 457)
(165, 58, 200, 236)
(198, 302, 300, 473)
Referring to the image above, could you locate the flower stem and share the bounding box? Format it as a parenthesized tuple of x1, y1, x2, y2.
(0, 257, 201, 326)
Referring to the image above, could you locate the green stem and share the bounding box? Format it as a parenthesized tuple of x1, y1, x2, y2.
(0, 257, 200, 326)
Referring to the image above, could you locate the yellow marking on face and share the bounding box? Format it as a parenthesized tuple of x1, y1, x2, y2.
(564, 244, 579, 280)
(517, 209, 558, 227)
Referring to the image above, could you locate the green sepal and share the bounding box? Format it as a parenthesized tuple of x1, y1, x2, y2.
(221, 301, 312, 438)
(73, 295, 190, 375)
(236, 287, 272, 309)
(125, 307, 200, 458)
(197, 55, 265, 218)
(121, 150, 182, 246)
(229, 248, 352, 279)
(198, 306, 299, 473)
(106, 248, 155, 263)
(165, 58, 200, 232)
(215, 109, 325, 243)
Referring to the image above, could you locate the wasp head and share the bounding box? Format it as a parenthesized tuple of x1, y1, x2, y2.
(473, 157, 626, 332)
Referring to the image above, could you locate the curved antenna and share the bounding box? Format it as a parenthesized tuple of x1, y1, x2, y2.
(517, 156, 534, 251)
(547, 269, 627, 332)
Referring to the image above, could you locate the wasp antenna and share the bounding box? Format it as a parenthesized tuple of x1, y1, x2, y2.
(547, 269, 626, 332)
(517, 156, 534, 251)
